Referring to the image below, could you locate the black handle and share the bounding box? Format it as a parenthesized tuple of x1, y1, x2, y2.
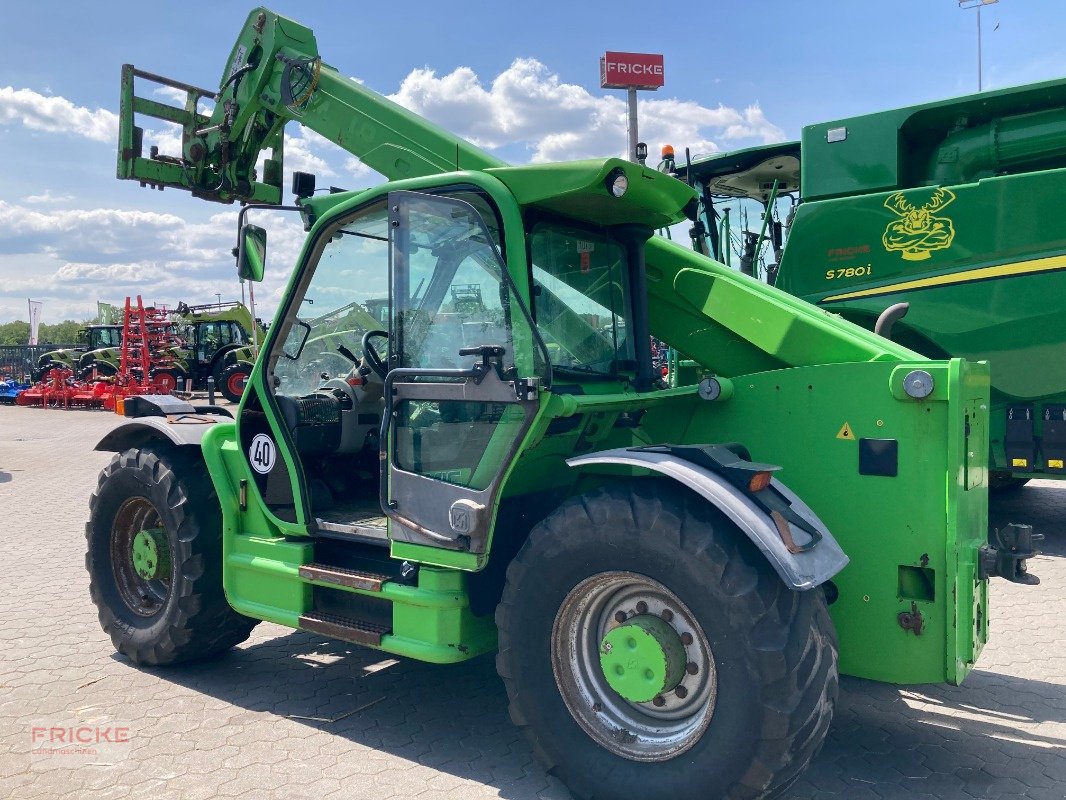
(458, 345, 505, 358)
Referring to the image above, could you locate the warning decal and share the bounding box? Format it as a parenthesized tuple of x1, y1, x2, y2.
(836, 422, 856, 441)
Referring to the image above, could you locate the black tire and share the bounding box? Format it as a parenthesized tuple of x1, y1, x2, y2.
(78, 361, 116, 382)
(496, 480, 838, 800)
(217, 362, 250, 403)
(989, 472, 1030, 492)
(86, 446, 258, 665)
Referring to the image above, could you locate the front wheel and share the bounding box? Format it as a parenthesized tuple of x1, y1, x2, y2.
(86, 446, 258, 665)
(151, 368, 184, 393)
(78, 361, 117, 382)
(496, 480, 838, 800)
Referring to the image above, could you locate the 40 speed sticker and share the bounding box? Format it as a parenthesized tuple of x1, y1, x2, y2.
(249, 433, 276, 474)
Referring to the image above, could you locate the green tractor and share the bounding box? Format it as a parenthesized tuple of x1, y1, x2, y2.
(78, 301, 259, 402)
(672, 75, 1066, 492)
(33, 324, 122, 381)
(86, 9, 1037, 799)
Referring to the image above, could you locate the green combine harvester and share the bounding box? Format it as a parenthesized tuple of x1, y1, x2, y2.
(87, 9, 1039, 799)
(673, 76, 1066, 492)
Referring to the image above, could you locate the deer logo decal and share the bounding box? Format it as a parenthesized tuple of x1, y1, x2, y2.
(882, 188, 957, 261)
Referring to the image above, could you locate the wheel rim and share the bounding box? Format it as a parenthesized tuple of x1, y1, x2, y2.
(226, 370, 247, 397)
(551, 571, 717, 762)
(110, 497, 172, 616)
(154, 372, 177, 392)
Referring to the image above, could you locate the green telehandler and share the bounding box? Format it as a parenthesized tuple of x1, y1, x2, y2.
(87, 9, 1037, 799)
(671, 76, 1066, 492)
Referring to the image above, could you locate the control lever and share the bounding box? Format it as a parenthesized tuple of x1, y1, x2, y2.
(336, 343, 361, 364)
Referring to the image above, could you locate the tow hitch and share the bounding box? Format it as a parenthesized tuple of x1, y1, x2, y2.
(980, 523, 1043, 585)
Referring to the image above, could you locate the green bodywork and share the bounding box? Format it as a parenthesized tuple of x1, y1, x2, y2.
(117, 6, 994, 687)
(684, 76, 1066, 482)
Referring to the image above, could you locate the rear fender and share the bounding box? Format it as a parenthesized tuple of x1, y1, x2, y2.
(567, 447, 849, 590)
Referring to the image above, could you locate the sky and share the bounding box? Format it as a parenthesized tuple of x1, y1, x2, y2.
(1, 0, 1064, 325)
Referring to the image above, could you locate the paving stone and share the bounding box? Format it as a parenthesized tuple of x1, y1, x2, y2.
(1, 407, 1063, 799)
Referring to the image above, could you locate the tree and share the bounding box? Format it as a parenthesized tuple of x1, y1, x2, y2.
(0, 321, 30, 345)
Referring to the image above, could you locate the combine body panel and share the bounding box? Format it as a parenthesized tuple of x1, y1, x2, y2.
(88, 8, 1031, 798)
(681, 77, 1066, 483)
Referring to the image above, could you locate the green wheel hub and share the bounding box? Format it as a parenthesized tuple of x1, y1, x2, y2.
(599, 614, 686, 703)
(131, 528, 168, 580)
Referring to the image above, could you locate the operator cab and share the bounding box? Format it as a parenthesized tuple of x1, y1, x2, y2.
(238, 181, 649, 545)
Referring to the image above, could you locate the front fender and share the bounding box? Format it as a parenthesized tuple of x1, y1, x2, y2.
(567, 447, 848, 590)
(95, 414, 230, 453)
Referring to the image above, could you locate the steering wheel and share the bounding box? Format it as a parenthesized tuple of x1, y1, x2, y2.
(361, 329, 389, 379)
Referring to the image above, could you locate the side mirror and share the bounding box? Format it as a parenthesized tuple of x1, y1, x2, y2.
(237, 224, 267, 282)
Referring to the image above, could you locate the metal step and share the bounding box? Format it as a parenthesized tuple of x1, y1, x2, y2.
(299, 611, 391, 646)
(299, 563, 390, 592)
(314, 517, 390, 547)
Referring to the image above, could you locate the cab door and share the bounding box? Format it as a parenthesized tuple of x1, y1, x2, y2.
(381, 191, 541, 553)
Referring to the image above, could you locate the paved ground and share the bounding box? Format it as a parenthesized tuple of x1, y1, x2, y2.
(0, 405, 1063, 800)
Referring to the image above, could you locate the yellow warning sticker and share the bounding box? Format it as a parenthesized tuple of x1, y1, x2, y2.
(1049, 459, 1064, 469)
(1012, 458, 1029, 467)
(836, 422, 856, 441)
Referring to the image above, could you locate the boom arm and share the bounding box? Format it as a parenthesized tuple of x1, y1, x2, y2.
(118, 7, 504, 203)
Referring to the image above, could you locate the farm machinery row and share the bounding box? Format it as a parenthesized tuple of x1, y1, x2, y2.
(14, 298, 261, 408)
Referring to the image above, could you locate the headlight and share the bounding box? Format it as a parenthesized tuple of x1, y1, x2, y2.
(606, 168, 628, 198)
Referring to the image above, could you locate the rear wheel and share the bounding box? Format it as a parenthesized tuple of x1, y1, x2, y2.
(496, 480, 838, 800)
(217, 362, 250, 403)
(86, 446, 258, 665)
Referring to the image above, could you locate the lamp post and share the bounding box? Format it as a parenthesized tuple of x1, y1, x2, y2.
(959, 0, 1000, 92)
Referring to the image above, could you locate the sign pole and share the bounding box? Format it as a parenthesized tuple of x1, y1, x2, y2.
(600, 51, 663, 162)
(627, 88, 638, 163)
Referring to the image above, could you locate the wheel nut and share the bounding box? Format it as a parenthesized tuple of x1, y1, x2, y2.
(674, 686, 688, 699)
(635, 601, 648, 614)
(660, 608, 674, 622)
(614, 611, 627, 623)
(652, 695, 666, 707)
(686, 661, 699, 675)
(680, 632, 693, 646)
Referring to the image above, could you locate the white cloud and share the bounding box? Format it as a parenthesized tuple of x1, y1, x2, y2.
(387, 58, 784, 162)
(0, 86, 118, 143)
(23, 190, 74, 204)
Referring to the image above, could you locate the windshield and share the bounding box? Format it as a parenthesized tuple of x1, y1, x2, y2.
(529, 222, 634, 379)
(272, 202, 390, 396)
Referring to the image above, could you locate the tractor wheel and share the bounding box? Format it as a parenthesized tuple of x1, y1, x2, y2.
(989, 472, 1030, 492)
(79, 362, 116, 382)
(86, 446, 258, 665)
(217, 362, 250, 403)
(496, 480, 838, 800)
(151, 369, 182, 393)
